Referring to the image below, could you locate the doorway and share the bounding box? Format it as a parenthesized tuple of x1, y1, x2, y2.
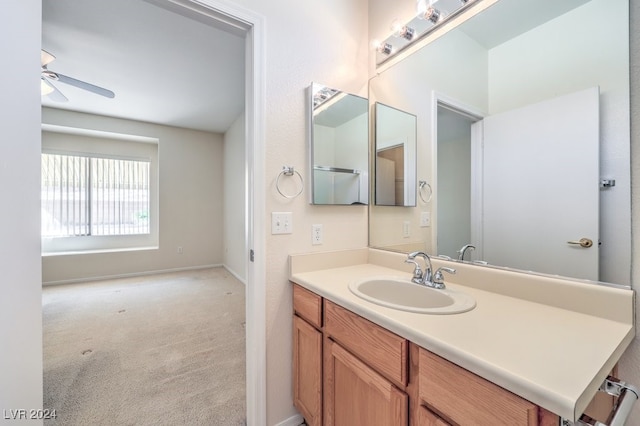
(40, 0, 266, 423)
(434, 98, 482, 260)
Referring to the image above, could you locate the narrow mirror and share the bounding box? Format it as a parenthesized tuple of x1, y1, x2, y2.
(374, 102, 417, 206)
(309, 83, 369, 205)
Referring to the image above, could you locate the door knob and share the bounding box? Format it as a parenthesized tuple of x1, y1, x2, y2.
(567, 238, 593, 248)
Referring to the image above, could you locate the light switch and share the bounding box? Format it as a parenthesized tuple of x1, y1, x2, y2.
(271, 212, 293, 234)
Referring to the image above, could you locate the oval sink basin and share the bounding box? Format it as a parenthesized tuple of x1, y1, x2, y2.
(348, 277, 476, 314)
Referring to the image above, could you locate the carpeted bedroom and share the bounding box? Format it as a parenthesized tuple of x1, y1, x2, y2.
(42, 267, 246, 425)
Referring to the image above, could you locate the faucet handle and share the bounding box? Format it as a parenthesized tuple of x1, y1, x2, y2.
(405, 259, 423, 283)
(433, 267, 456, 286)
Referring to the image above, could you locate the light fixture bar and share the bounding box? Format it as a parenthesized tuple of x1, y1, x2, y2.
(375, 0, 484, 66)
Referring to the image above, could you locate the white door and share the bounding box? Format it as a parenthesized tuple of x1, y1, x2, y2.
(479, 87, 600, 280)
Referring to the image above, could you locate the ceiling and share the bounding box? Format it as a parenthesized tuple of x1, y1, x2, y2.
(41, 0, 245, 134)
(459, 0, 591, 49)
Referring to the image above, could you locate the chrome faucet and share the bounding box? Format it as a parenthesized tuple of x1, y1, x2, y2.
(405, 251, 456, 289)
(457, 244, 476, 261)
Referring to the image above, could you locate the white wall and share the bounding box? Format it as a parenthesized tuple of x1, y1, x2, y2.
(41, 108, 224, 283)
(223, 112, 247, 282)
(0, 0, 43, 423)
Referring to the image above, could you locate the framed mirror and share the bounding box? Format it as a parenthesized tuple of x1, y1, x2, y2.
(369, 0, 630, 286)
(374, 102, 417, 207)
(309, 83, 369, 205)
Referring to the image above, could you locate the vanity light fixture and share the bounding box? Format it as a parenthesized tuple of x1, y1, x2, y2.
(374, 0, 482, 66)
(312, 85, 339, 108)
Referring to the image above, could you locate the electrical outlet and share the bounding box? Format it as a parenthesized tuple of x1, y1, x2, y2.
(312, 224, 323, 245)
(272, 212, 293, 234)
(420, 212, 431, 227)
(177, 246, 183, 254)
(403, 221, 410, 238)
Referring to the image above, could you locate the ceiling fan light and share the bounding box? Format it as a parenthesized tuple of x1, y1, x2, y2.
(41, 79, 54, 96)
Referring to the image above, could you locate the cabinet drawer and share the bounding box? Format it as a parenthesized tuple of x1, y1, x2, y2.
(419, 349, 538, 425)
(293, 284, 322, 328)
(324, 300, 408, 387)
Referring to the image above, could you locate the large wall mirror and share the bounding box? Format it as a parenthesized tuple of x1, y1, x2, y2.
(309, 83, 369, 205)
(368, 0, 631, 286)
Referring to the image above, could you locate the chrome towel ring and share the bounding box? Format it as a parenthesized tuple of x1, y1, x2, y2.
(418, 180, 432, 203)
(276, 166, 304, 199)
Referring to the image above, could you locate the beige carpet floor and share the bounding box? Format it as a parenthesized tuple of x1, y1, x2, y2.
(43, 267, 246, 426)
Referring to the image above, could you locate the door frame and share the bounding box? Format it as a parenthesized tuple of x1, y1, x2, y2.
(145, 0, 267, 423)
(431, 91, 484, 257)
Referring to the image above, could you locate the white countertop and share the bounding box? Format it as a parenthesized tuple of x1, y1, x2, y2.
(289, 248, 636, 422)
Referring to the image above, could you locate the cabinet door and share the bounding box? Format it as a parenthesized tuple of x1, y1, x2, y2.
(293, 315, 322, 426)
(324, 338, 408, 426)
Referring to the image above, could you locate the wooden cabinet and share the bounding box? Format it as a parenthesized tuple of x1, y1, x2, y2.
(324, 300, 408, 388)
(324, 338, 408, 425)
(293, 285, 323, 426)
(417, 405, 451, 426)
(418, 349, 540, 425)
(291, 284, 563, 426)
(294, 284, 322, 328)
(293, 315, 322, 426)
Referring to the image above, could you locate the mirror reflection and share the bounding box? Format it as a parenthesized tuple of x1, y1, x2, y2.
(369, 0, 630, 286)
(375, 102, 417, 206)
(310, 83, 369, 205)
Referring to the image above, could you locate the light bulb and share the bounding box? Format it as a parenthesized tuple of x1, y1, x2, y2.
(374, 41, 393, 55)
(417, 0, 441, 23)
(41, 79, 54, 96)
(390, 19, 415, 41)
(421, 6, 441, 23)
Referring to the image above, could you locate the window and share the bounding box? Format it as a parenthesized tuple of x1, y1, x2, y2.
(41, 153, 151, 237)
(41, 125, 159, 254)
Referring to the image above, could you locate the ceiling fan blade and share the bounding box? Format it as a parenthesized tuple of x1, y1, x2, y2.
(41, 49, 56, 67)
(42, 79, 68, 102)
(54, 73, 115, 99)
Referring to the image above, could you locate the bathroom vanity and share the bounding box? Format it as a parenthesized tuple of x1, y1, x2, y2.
(289, 248, 636, 425)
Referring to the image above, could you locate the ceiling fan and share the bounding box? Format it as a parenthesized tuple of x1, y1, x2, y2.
(41, 49, 115, 102)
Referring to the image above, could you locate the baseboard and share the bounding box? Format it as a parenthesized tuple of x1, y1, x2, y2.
(274, 413, 304, 426)
(42, 264, 223, 286)
(223, 264, 247, 286)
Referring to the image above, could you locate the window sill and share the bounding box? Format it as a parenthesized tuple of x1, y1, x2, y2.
(41, 246, 159, 257)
